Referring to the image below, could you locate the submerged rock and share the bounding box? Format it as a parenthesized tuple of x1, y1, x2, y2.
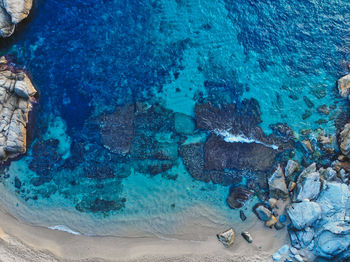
(268, 165, 289, 199)
(337, 74, 350, 98)
(217, 228, 235, 248)
(226, 186, 254, 209)
(99, 104, 134, 155)
(0, 0, 32, 37)
(0, 56, 37, 161)
(205, 134, 277, 171)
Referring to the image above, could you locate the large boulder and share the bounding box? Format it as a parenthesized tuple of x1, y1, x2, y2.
(339, 123, 350, 157)
(268, 164, 288, 199)
(0, 0, 32, 37)
(0, 56, 37, 160)
(295, 171, 321, 201)
(287, 200, 321, 230)
(337, 74, 350, 98)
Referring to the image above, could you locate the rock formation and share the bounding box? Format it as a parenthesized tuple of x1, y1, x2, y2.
(339, 123, 350, 157)
(0, 0, 32, 37)
(268, 164, 288, 199)
(0, 56, 36, 160)
(337, 74, 350, 98)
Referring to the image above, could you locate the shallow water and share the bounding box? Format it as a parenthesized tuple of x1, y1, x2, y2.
(0, 0, 349, 236)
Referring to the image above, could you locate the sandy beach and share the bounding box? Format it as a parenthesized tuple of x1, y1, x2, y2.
(0, 201, 288, 262)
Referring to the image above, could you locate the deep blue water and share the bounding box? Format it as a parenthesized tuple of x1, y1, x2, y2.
(0, 0, 349, 235)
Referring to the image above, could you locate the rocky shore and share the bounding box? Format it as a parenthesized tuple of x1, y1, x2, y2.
(217, 74, 350, 261)
(0, 56, 36, 161)
(0, 0, 32, 37)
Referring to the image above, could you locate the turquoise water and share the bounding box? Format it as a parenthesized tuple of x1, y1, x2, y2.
(0, 0, 349, 236)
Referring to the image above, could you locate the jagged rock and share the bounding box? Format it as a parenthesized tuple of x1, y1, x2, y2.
(254, 204, 272, 221)
(241, 231, 253, 243)
(226, 186, 254, 209)
(337, 74, 350, 98)
(287, 200, 321, 230)
(0, 0, 32, 37)
(0, 56, 36, 160)
(285, 160, 299, 178)
(295, 171, 321, 201)
(268, 165, 288, 199)
(216, 228, 235, 248)
(339, 123, 350, 157)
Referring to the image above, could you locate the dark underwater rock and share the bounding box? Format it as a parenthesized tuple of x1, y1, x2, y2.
(195, 100, 262, 137)
(100, 104, 134, 155)
(28, 139, 61, 185)
(269, 123, 295, 143)
(75, 197, 126, 214)
(240, 210, 247, 221)
(204, 135, 277, 171)
(179, 143, 208, 182)
(226, 186, 254, 209)
(14, 176, 21, 189)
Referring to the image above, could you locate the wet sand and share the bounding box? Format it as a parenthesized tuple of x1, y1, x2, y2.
(0, 202, 288, 262)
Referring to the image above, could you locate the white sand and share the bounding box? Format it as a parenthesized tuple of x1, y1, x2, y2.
(0, 202, 289, 262)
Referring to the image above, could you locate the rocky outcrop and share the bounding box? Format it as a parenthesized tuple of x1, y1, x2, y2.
(0, 0, 32, 37)
(337, 74, 350, 98)
(0, 56, 36, 160)
(286, 162, 350, 260)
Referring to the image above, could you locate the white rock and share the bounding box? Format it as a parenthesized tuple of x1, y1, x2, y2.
(287, 201, 321, 230)
(296, 172, 321, 201)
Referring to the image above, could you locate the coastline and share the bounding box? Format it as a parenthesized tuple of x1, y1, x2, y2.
(0, 198, 288, 262)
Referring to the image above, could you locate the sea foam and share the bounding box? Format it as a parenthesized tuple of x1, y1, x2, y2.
(214, 129, 279, 150)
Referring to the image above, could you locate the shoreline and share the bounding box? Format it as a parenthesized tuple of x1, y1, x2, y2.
(0, 198, 288, 261)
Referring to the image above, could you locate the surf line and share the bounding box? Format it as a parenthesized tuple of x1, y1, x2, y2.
(48, 225, 81, 235)
(214, 129, 279, 150)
